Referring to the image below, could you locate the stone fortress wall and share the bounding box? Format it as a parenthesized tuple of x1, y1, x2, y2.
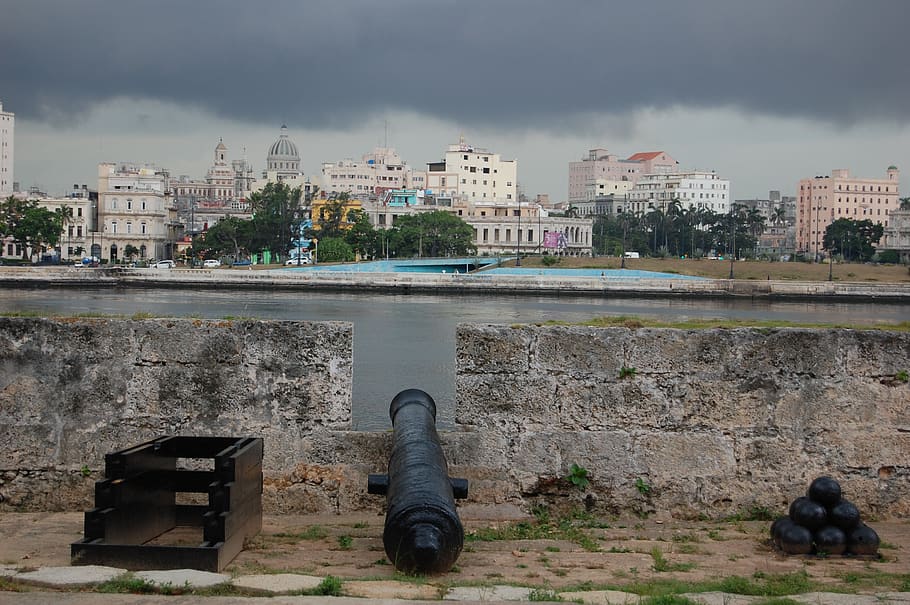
(1, 318, 907, 518)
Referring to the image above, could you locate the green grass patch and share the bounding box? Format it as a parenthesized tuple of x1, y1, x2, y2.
(272, 526, 328, 541)
(467, 513, 600, 552)
(650, 547, 697, 573)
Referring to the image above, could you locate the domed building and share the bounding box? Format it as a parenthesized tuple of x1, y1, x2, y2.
(266, 125, 301, 180)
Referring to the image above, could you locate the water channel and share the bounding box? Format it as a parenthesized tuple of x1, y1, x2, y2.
(1, 287, 906, 431)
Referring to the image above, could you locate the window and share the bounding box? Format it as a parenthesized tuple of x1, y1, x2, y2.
(127, 199, 132, 210)
(77, 208, 83, 217)
(126, 222, 132, 234)
(111, 222, 118, 234)
(77, 226, 82, 237)
(140, 223, 147, 234)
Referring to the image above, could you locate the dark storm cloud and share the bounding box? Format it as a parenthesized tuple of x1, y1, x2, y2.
(2, 0, 908, 129)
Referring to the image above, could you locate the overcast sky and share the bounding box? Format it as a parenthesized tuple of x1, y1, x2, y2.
(2, 0, 908, 200)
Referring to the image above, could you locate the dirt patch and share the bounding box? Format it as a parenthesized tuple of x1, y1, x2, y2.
(227, 511, 910, 595)
(2, 511, 907, 596)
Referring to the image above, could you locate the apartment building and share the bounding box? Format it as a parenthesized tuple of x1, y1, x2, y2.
(0, 101, 13, 196)
(627, 171, 731, 214)
(568, 148, 678, 204)
(796, 167, 900, 256)
(97, 162, 179, 262)
(425, 137, 517, 204)
(321, 147, 413, 197)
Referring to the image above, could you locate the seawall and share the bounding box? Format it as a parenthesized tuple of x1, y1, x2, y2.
(1, 266, 910, 300)
(1, 318, 908, 518)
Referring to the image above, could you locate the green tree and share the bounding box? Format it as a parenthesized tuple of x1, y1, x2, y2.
(123, 244, 140, 261)
(390, 211, 476, 257)
(899, 197, 910, 211)
(247, 182, 303, 260)
(0, 196, 65, 259)
(202, 216, 253, 260)
(344, 210, 378, 259)
(315, 193, 353, 239)
(316, 237, 354, 262)
(823, 218, 883, 262)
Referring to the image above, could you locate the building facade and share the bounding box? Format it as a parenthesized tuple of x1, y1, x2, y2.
(627, 171, 731, 214)
(97, 163, 179, 262)
(0, 101, 13, 196)
(321, 147, 414, 197)
(423, 137, 517, 204)
(882, 208, 910, 262)
(796, 167, 900, 256)
(568, 148, 678, 204)
(265, 125, 301, 180)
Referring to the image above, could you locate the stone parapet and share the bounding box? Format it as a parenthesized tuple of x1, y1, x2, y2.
(1, 318, 908, 518)
(455, 325, 910, 518)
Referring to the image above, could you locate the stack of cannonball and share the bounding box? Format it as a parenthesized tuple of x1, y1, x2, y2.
(771, 476, 879, 556)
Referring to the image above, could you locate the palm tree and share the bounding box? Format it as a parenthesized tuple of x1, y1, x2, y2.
(55, 204, 73, 259)
(771, 206, 787, 226)
(900, 197, 910, 211)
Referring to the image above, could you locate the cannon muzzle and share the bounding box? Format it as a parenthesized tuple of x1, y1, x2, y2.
(367, 389, 468, 574)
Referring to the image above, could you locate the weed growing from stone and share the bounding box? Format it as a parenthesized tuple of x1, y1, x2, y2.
(273, 526, 328, 541)
(337, 535, 353, 550)
(528, 587, 563, 601)
(566, 463, 590, 490)
(635, 478, 652, 496)
(619, 366, 637, 379)
(650, 547, 696, 573)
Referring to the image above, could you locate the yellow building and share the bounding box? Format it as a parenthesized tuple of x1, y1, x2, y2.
(310, 196, 363, 231)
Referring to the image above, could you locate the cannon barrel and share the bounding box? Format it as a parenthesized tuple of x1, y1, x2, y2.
(367, 389, 468, 574)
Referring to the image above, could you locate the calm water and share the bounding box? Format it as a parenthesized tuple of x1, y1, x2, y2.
(1, 287, 906, 430)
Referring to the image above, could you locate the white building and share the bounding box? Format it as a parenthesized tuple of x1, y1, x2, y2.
(424, 136, 517, 204)
(627, 171, 731, 214)
(265, 124, 301, 180)
(322, 147, 414, 196)
(97, 163, 179, 262)
(0, 101, 13, 196)
(251, 126, 319, 201)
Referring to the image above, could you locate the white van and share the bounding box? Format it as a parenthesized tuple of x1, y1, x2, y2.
(624, 251, 640, 259)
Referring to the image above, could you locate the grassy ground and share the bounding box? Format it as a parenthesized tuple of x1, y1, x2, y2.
(517, 256, 910, 282)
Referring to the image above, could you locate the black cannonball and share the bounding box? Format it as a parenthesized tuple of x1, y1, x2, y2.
(770, 516, 793, 547)
(789, 496, 809, 519)
(791, 497, 828, 531)
(813, 525, 847, 555)
(847, 523, 880, 556)
(779, 522, 813, 555)
(808, 476, 842, 507)
(829, 499, 860, 530)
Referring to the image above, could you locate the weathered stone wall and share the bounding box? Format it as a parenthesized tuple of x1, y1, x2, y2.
(0, 317, 353, 512)
(454, 325, 910, 518)
(1, 319, 908, 518)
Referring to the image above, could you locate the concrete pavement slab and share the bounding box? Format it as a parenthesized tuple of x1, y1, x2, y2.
(14, 565, 125, 587)
(0, 565, 18, 578)
(231, 573, 323, 594)
(558, 589, 641, 604)
(444, 584, 533, 601)
(345, 580, 441, 600)
(135, 569, 231, 589)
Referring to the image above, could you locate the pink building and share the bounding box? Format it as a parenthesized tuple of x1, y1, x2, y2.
(568, 148, 678, 203)
(796, 167, 900, 256)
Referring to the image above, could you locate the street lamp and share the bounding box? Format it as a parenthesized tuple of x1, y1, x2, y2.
(728, 209, 736, 280)
(516, 198, 521, 267)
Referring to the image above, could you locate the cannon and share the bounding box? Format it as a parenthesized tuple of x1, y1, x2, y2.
(367, 389, 468, 574)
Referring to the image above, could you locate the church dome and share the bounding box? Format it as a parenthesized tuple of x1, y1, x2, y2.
(268, 125, 299, 160)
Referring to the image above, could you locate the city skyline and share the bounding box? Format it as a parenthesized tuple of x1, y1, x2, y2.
(2, 0, 908, 200)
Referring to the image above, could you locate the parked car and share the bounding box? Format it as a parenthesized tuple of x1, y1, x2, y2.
(202, 259, 221, 268)
(153, 260, 176, 269)
(285, 256, 312, 265)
